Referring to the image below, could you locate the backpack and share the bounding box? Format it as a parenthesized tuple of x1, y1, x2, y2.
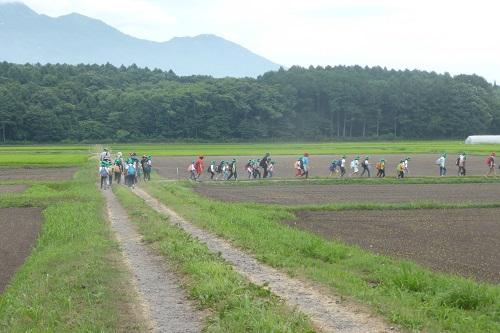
(375, 162, 381, 170)
(485, 156, 493, 166)
(99, 167, 108, 176)
(127, 165, 136, 175)
(435, 158, 441, 165)
(113, 165, 121, 173)
(456, 157, 460, 166)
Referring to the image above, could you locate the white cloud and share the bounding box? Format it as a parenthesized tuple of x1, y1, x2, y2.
(6, 0, 500, 82)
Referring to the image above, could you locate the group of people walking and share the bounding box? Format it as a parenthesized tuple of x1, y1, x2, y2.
(98, 148, 498, 186)
(98, 148, 152, 189)
(187, 153, 277, 181)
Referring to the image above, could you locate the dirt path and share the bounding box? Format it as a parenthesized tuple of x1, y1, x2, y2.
(195, 183, 500, 205)
(103, 189, 203, 333)
(134, 187, 396, 333)
(285, 209, 500, 283)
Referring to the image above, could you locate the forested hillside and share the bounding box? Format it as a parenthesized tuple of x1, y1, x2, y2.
(0, 62, 499, 142)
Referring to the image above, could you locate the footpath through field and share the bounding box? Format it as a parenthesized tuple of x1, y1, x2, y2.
(134, 187, 396, 333)
(103, 188, 203, 333)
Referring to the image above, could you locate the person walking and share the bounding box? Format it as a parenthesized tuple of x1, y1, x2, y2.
(99, 148, 110, 162)
(349, 156, 360, 177)
(376, 159, 386, 178)
(99, 161, 109, 189)
(260, 153, 271, 178)
(340, 156, 346, 177)
(360, 156, 370, 177)
(194, 156, 204, 180)
(436, 153, 447, 176)
(301, 153, 310, 179)
(113, 159, 122, 184)
(227, 158, 238, 180)
(457, 153, 466, 176)
(404, 157, 410, 177)
(485, 152, 496, 177)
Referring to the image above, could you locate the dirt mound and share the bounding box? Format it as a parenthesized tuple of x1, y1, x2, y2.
(0, 207, 43, 292)
(284, 209, 500, 283)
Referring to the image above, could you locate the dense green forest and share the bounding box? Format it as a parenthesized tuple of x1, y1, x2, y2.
(0, 62, 499, 142)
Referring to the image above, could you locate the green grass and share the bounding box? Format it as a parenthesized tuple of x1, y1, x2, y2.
(111, 140, 500, 156)
(113, 185, 315, 333)
(193, 175, 500, 187)
(0, 144, 91, 167)
(142, 179, 500, 333)
(0, 164, 146, 332)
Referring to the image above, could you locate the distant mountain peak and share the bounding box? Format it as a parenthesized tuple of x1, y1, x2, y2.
(0, 1, 37, 17)
(0, 2, 280, 77)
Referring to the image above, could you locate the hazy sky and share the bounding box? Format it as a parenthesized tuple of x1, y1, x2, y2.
(10, 0, 500, 82)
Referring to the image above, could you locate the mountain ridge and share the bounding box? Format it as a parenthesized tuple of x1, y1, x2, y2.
(0, 2, 280, 77)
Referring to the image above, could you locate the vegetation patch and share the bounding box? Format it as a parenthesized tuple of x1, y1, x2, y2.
(0, 164, 147, 332)
(113, 185, 315, 332)
(142, 179, 500, 333)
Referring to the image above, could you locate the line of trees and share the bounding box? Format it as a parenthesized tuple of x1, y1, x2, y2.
(0, 62, 499, 142)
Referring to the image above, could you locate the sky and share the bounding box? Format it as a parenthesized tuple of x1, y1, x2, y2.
(7, 0, 500, 82)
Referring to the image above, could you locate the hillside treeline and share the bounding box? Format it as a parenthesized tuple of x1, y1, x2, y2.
(0, 62, 499, 142)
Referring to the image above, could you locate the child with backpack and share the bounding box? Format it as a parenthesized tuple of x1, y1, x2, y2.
(294, 158, 302, 176)
(99, 161, 109, 190)
(457, 153, 466, 176)
(436, 153, 447, 176)
(125, 159, 136, 188)
(143, 155, 152, 181)
(227, 159, 237, 180)
(340, 156, 346, 177)
(404, 157, 410, 176)
(376, 159, 385, 177)
(329, 160, 338, 177)
(485, 152, 496, 177)
(360, 156, 370, 177)
(268, 161, 275, 178)
(396, 160, 405, 178)
(113, 159, 122, 184)
(349, 157, 360, 177)
(187, 161, 196, 180)
(208, 161, 217, 180)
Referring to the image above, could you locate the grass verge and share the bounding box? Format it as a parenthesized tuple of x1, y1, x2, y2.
(113, 185, 315, 332)
(0, 163, 147, 332)
(142, 179, 500, 333)
(111, 140, 500, 156)
(192, 175, 500, 186)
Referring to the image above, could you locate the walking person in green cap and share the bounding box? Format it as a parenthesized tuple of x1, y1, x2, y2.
(349, 156, 360, 177)
(360, 156, 371, 177)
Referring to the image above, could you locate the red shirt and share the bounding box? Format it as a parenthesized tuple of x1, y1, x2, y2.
(194, 159, 204, 174)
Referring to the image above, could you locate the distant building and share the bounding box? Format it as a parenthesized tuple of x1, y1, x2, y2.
(465, 135, 500, 144)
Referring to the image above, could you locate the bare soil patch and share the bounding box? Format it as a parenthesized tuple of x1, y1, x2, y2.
(0, 167, 78, 181)
(283, 209, 500, 283)
(0, 185, 28, 193)
(195, 183, 500, 205)
(0, 207, 43, 292)
(155, 154, 492, 179)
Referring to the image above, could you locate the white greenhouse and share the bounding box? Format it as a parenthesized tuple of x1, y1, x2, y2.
(465, 135, 500, 144)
